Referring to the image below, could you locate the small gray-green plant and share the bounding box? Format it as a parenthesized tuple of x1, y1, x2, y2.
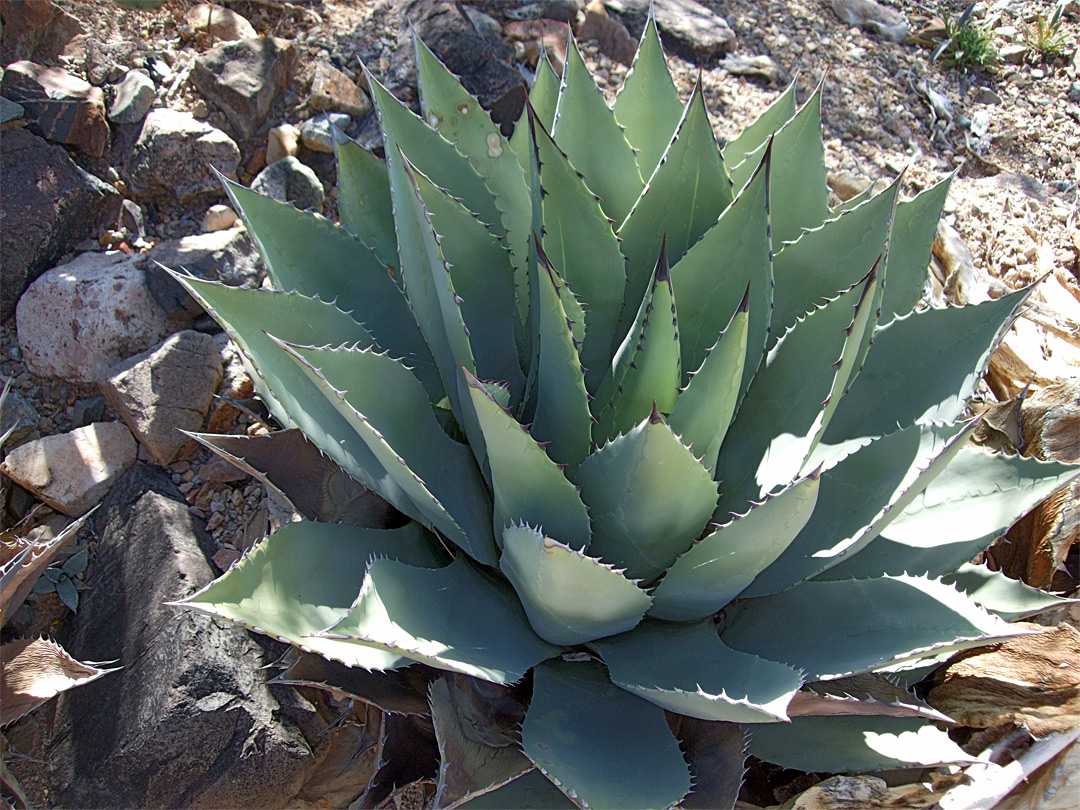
(31, 548, 88, 612)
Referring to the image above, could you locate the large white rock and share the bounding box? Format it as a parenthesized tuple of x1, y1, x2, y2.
(0, 422, 137, 516)
(16, 251, 170, 382)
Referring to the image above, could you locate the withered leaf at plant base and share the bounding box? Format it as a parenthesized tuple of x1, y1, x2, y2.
(0, 637, 117, 726)
(927, 623, 1080, 737)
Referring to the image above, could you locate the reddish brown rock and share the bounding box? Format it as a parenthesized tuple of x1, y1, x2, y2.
(309, 61, 371, 118)
(0, 0, 83, 65)
(1, 61, 109, 156)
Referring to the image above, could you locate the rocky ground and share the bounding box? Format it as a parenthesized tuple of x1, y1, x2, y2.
(1, 0, 1079, 807)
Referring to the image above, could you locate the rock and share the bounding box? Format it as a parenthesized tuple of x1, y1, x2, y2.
(0, 387, 41, 450)
(16, 252, 170, 382)
(107, 69, 156, 124)
(505, 18, 574, 71)
(829, 0, 908, 43)
(198, 455, 249, 483)
(83, 36, 133, 86)
(191, 36, 297, 139)
(122, 108, 240, 204)
(1000, 43, 1028, 64)
(309, 61, 371, 118)
(143, 227, 263, 321)
(972, 86, 1002, 105)
(462, 5, 504, 39)
(1, 95, 24, 123)
(120, 199, 146, 242)
(184, 3, 257, 43)
(577, 4, 637, 66)
(1, 61, 109, 157)
(0, 423, 137, 516)
(207, 334, 255, 433)
(267, 122, 300, 164)
(300, 112, 350, 154)
(250, 157, 324, 212)
(202, 203, 240, 232)
(720, 53, 785, 83)
(604, 0, 736, 56)
(542, 0, 586, 23)
(828, 170, 872, 202)
(101, 331, 224, 465)
(71, 396, 106, 429)
(390, 0, 521, 109)
(0, 128, 122, 322)
(0, 0, 83, 65)
(47, 464, 316, 807)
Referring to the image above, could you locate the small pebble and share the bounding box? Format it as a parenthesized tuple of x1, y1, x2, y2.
(201, 204, 239, 232)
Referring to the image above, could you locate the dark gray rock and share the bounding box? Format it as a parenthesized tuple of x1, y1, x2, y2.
(191, 36, 297, 140)
(0, 0, 83, 65)
(251, 156, 325, 212)
(122, 108, 240, 204)
(388, 0, 521, 110)
(143, 227, 263, 321)
(0, 128, 122, 322)
(1, 61, 110, 157)
(0, 386, 41, 450)
(604, 0, 736, 56)
(51, 464, 316, 808)
(101, 330, 224, 465)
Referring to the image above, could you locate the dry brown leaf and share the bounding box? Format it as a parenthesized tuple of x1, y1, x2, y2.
(988, 380, 1080, 589)
(0, 637, 115, 727)
(927, 623, 1080, 737)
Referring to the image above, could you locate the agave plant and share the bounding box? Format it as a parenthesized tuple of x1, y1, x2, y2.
(173, 17, 1079, 809)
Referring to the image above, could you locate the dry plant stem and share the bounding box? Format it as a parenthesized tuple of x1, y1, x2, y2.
(938, 727, 1080, 810)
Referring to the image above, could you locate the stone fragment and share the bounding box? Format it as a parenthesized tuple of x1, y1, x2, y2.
(202, 203, 240, 232)
(604, 0, 736, 56)
(0, 128, 122, 321)
(207, 335, 255, 433)
(972, 86, 1002, 105)
(251, 157, 324, 211)
(199, 455, 249, 483)
(1, 61, 109, 156)
(184, 3, 257, 43)
(300, 112, 350, 153)
(828, 170, 872, 202)
(108, 69, 156, 124)
(0, 387, 41, 450)
(143, 227, 263, 321)
(0, 423, 137, 516)
(721, 53, 785, 83)
(191, 36, 297, 139)
(1, 96, 24, 123)
(830, 0, 908, 43)
(102, 331, 224, 465)
(505, 18, 574, 70)
(390, 0, 521, 109)
(0, 0, 83, 65)
(577, 5, 636, 65)
(123, 108, 240, 204)
(267, 122, 300, 164)
(45, 464, 317, 807)
(71, 396, 106, 429)
(309, 61, 371, 118)
(463, 5, 504, 39)
(15, 252, 170, 382)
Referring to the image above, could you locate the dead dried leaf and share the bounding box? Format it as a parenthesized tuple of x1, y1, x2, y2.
(927, 623, 1080, 737)
(0, 637, 116, 727)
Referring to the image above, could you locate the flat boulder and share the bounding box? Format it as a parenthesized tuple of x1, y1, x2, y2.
(0, 422, 136, 516)
(1, 61, 109, 157)
(0, 0, 83, 65)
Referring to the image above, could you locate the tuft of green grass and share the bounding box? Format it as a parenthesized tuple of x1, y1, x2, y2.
(1022, 4, 1071, 58)
(931, 4, 999, 70)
